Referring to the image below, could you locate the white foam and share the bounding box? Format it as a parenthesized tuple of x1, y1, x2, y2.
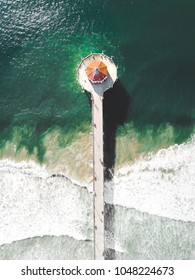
(0, 135, 195, 247)
(105, 135, 195, 222)
(0, 160, 92, 245)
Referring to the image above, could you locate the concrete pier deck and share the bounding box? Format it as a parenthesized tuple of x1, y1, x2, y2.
(77, 53, 117, 260)
(92, 91, 104, 259)
(77, 53, 117, 95)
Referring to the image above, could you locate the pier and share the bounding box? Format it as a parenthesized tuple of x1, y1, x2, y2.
(77, 53, 117, 259)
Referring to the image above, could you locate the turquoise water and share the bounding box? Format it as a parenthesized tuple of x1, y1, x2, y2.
(0, 0, 194, 164)
(0, 0, 195, 260)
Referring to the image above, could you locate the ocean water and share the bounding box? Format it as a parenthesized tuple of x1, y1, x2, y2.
(0, 0, 195, 259)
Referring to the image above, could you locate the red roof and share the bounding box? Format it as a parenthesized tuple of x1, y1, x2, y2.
(85, 60, 107, 83)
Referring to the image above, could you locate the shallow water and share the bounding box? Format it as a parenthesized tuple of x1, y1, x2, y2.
(0, 137, 195, 259)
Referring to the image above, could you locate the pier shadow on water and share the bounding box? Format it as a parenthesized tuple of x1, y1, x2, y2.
(103, 80, 130, 259)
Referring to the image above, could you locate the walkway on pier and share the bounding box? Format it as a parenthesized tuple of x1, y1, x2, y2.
(77, 53, 117, 260)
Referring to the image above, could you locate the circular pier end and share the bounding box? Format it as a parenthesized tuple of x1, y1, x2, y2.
(77, 53, 117, 96)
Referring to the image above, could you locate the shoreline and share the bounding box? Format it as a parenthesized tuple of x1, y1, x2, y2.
(0, 124, 194, 183)
(0, 134, 194, 223)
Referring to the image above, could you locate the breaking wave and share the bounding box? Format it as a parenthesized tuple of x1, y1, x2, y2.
(0, 160, 92, 246)
(0, 135, 194, 259)
(106, 134, 195, 222)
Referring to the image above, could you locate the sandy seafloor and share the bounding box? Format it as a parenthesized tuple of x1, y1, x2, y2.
(0, 0, 195, 259)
